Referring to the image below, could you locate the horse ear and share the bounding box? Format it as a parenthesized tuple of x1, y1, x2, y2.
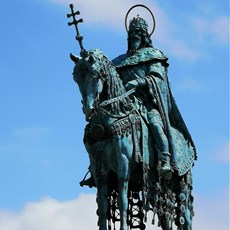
(70, 53, 80, 63)
(88, 54, 95, 64)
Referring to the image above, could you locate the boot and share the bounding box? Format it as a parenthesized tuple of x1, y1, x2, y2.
(161, 152, 172, 180)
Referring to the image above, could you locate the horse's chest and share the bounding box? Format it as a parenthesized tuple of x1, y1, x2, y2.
(84, 112, 141, 145)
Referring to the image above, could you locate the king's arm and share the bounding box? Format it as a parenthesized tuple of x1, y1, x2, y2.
(124, 60, 167, 91)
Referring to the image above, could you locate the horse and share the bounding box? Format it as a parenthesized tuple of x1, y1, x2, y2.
(71, 48, 194, 230)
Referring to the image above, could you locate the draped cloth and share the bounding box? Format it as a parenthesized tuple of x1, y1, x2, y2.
(113, 47, 197, 176)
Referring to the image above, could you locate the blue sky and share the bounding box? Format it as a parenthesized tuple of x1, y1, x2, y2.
(0, 0, 229, 229)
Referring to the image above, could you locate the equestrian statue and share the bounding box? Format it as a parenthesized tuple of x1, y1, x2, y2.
(67, 4, 197, 230)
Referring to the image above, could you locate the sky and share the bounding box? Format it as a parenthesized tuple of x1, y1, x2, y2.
(0, 0, 229, 229)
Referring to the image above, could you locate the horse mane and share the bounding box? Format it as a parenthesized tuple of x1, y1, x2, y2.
(85, 49, 132, 115)
(106, 63, 132, 114)
(97, 51, 132, 115)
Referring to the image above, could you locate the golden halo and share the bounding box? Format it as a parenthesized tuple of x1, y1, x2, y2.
(125, 4, 156, 36)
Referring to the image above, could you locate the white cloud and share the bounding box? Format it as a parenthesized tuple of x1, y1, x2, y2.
(212, 143, 230, 164)
(52, 0, 200, 60)
(211, 16, 229, 43)
(193, 188, 229, 230)
(192, 16, 229, 44)
(0, 190, 229, 230)
(0, 194, 97, 230)
(176, 77, 203, 92)
(51, 0, 170, 32)
(51, 0, 229, 61)
(55, 0, 137, 28)
(162, 39, 201, 61)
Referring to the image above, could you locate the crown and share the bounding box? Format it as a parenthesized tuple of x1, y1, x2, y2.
(129, 15, 148, 32)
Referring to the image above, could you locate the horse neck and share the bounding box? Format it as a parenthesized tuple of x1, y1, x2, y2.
(107, 66, 126, 97)
(102, 65, 132, 116)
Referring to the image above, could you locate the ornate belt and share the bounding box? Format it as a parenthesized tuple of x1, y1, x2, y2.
(84, 111, 141, 143)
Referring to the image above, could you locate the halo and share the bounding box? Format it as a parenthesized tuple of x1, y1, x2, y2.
(125, 4, 156, 36)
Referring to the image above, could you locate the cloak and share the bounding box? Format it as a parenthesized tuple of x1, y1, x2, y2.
(112, 47, 197, 176)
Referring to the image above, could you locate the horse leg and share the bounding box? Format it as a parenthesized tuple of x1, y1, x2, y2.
(117, 153, 130, 230)
(118, 179, 129, 230)
(160, 216, 172, 230)
(96, 175, 108, 230)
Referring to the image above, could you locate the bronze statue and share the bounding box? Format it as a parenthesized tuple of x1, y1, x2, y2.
(67, 4, 197, 230)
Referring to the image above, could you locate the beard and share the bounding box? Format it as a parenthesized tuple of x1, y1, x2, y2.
(130, 37, 142, 52)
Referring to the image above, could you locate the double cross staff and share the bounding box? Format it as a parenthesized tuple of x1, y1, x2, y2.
(67, 4, 87, 57)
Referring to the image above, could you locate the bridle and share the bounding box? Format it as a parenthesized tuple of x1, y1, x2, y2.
(99, 88, 136, 107)
(88, 64, 136, 119)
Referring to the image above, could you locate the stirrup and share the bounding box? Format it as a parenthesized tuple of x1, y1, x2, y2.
(80, 176, 94, 187)
(79, 171, 95, 188)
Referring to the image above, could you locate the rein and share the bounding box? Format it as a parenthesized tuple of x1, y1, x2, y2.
(99, 88, 136, 107)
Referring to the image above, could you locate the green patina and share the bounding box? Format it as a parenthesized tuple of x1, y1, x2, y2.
(68, 4, 197, 230)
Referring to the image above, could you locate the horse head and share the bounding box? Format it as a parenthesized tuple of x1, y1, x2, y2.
(72, 49, 108, 121)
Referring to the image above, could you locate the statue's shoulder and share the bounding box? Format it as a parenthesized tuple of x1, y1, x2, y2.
(112, 47, 168, 68)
